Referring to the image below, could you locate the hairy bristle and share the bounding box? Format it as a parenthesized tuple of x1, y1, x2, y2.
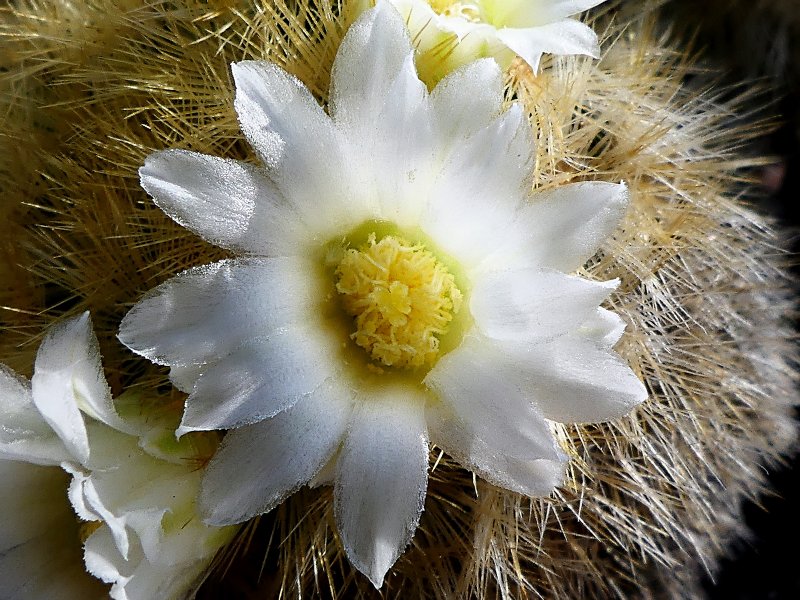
(0, 1, 796, 598)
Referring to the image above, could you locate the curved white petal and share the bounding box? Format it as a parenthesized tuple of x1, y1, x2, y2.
(454, 328, 647, 426)
(200, 379, 354, 525)
(427, 403, 567, 497)
(421, 104, 532, 267)
(496, 19, 599, 73)
(330, 4, 433, 229)
(335, 390, 428, 588)
(489, 332, 647, 424)
(118, 257, 322, 368)
(484, 182, 629, 273)
(232, 60, 332, 169)
(32, 312, 130, 465)
(167, 364, 202, 394)
(430, 59, 504, 146)
(330, 2, 414, 129)
(83, 525, 136, 598)
(350, 52, 433, 228)
(470, 268, 618, 342)
(483, 0, 607, 27)
(0, 461, 106, 599)
(178, 326, 342, 434)
(71, 427, 215, 566)
(0, 364, 68, 466)
(71, 469, 133, 560)
(232, 61, 365, 237)
(85, 510, 227, 600)
(425, 334, 563, 462)
(140, 150, 310, 255)
(581, 307, 627, 348)
(80, 437, 236, 600)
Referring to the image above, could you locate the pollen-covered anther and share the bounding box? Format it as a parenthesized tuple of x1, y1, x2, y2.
(335, 234, 463, 369)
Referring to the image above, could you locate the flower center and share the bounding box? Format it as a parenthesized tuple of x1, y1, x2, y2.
(335, 233, 463, 369)
(429, 0, 485, 23)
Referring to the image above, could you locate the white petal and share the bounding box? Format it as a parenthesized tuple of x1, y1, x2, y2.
(178, 326, 341, 434)
(335, 390, 428, 588)
(167, 364, 201, 393)
(330, 2, 414, 130)
(118, 257, 322, 368)
(425, 334, 563, 462)
(330, 4, 434, 229)
(580, 307, 627, 348)
(485, 182, 629, 273)
(140, 150, 309, 255)
(427, 403, 567, 497)
(86, 511, 228, 600)
(484, 0, 607, 27)
(535, 0, 608, 20)
(0, 364, 67, 466)
(497, 19, 600, 73)
(490, 332, 648, 424)
(470, 268, 617, 342)
(232, 60, 333, 170)
(79, 429, 232, 598)
(430, 59, 504, 145)
(231, 61, 365, 238)
(0, 461, 106, 599)
(71, 470, 132, 560)
(421, 104, 532, 267)
(0, 461, 71, 556)
(200, 379, 354, 525)
(346, 52, 433, 228)
(65, 424, 170, 560)
(83, 525, 135, 591)
(32, 312, 129, 464)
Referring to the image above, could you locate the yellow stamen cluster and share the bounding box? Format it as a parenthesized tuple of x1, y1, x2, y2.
(335, 234, 463, 369)
(429, 0, 485, 23)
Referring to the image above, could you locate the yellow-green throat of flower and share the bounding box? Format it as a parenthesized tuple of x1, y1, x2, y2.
(335, 233, 463, 370)
(429, 0, 485, 22)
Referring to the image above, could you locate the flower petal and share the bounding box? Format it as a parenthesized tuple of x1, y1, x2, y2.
(178, 326, 342, 434)
(32, 312, 130, 465)
(200, 379, 354, 525)
(330, 1, 414, 132)
(0, 364, 67, 466)
(167, 364, 201, 394)
(470, 268, 618, 342)
(421, 104, 532, 267)
(425, 334, 562, 461)
(139, 149, 309, 255)
(427, 402, 567, 497)
(430, 59, 504, 145)
(83, 525, 135, 594)
(330, 3, 434, 229)
(490, 332, 647, 424)
(0, 461, 71, 558)
(484, 0, 608, 27)
(231, 61, 365, 238)
(118, 257, 322, 368)
(581, 307, 627, 348)
(0, 461, 105, 599)
(485, 182, 629, 273)
(496, 19, 600, 72)
(334, 390, 428, 588)
(352, 52, 433, 228)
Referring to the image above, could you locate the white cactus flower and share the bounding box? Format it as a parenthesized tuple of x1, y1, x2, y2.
(0, 313, 237, 600)
(385, 0, 610, 80)
(119, 2, 646, 588)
